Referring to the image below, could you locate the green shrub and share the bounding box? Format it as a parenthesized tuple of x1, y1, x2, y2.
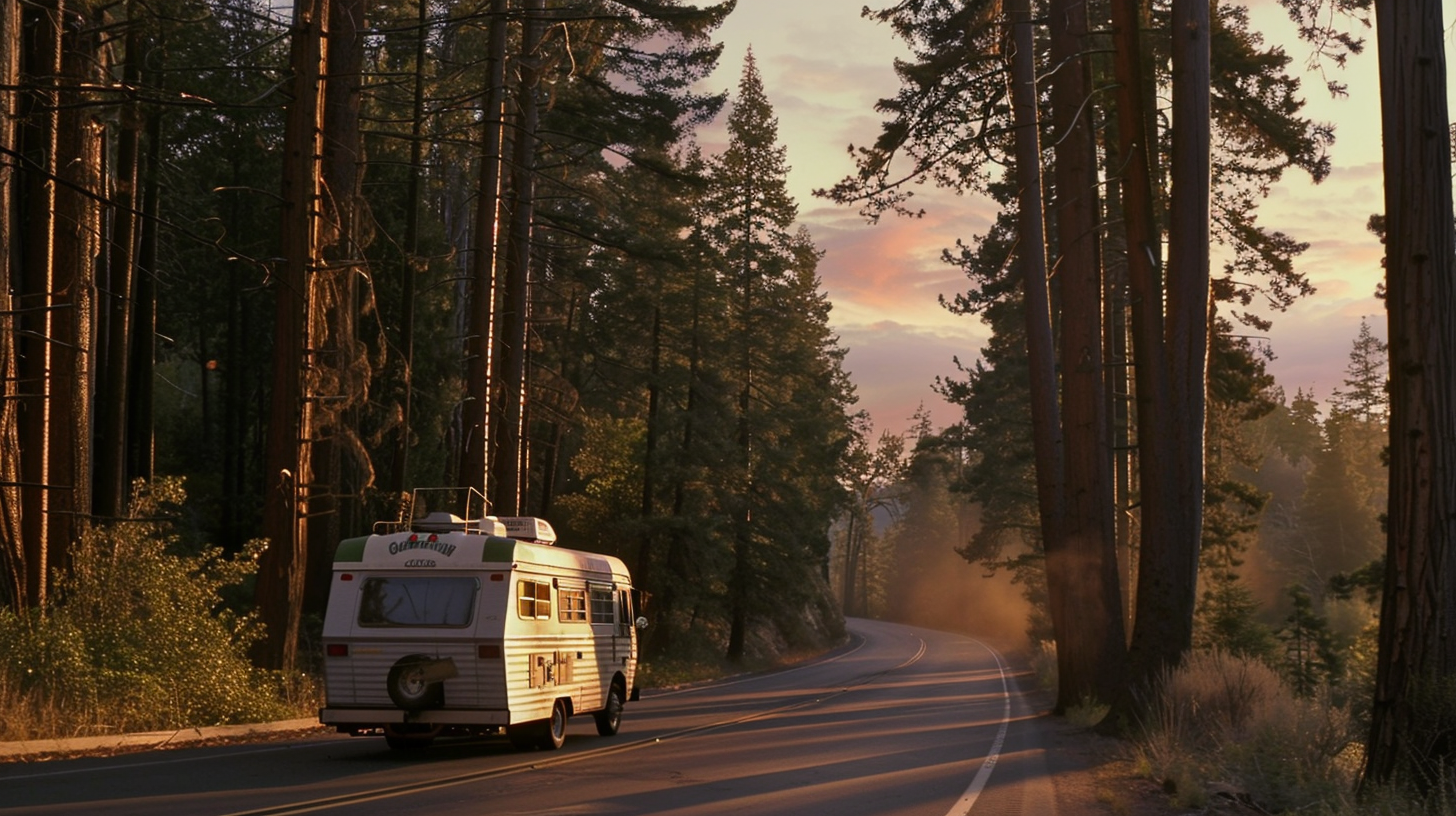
(0, 478, 309, 740)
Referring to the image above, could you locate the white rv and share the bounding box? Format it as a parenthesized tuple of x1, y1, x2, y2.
(318, 489, 643, 751)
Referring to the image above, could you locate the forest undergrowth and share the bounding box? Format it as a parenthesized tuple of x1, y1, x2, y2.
(1036, 645, 1456, 815)
(0, 479, 316, 742)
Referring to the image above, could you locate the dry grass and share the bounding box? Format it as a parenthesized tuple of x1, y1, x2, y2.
(1135, 650, 1360, 813)
(1096, 784, 1132, 816)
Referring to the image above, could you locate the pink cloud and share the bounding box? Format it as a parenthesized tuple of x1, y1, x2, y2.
(806, 191, 996, 315)
(837, 320, 987, 433)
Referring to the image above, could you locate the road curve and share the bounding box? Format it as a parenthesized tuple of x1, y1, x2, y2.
(0, 619, 1067, 816)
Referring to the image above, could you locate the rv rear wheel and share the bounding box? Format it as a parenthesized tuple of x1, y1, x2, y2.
(508, 699, 568, 751)
(594, 683, 624, 737)
(387, 654, 443, 711)
(542, 698, 568, 750)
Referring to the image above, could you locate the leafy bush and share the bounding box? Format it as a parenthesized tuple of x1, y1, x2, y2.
(0, 479, 308, 740)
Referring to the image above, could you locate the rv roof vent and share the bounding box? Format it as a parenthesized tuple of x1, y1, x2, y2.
(413, 512, 467, 532)
(412, 512, 507, 536)
(495, 516, 557, 544)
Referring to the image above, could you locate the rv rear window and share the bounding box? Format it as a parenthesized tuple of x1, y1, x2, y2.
(357, 577, 478, 628)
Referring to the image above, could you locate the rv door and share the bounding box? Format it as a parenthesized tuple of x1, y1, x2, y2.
(615, 587, 635, 659)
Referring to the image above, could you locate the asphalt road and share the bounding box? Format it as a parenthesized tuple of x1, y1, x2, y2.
(0, 619, 1066, 816)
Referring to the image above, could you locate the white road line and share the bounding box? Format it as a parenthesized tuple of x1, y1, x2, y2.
(943, 639, 1012, 816)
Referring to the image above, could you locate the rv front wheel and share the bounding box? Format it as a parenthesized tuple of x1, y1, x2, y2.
(594, 683, 624, 737)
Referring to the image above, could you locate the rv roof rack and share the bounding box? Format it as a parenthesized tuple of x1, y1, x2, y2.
(370, 488, 554, 543)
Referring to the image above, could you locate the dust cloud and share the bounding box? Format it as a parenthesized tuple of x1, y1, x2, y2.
(890, 544, 1034, 654)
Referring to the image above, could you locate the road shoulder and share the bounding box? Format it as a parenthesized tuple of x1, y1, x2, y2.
(1015, 678, 1186, 816)
(0, 718, 326, 763)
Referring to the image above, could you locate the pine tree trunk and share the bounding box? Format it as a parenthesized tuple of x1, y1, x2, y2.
(1006, 0, 1065, 656)
(306, 0, 368, 614)
(459, 0, 510, 497)
(17, 0, 63, 609)
(492, 0, 544, 515)
(0, 0, 23, 610)
(388, 0, 432, 500)
(256, 0, 326, 672)
(95, 6, 144, 521)
(727, 191, 757, 664)
(1046, 0, 1127, 711)
(1362, 0, 1456, 788)
(1157, 0, 1212, 666)
(127, 77, 161, 487)
(1102, 0, 1204, 733)
(48, 14, 102, 570)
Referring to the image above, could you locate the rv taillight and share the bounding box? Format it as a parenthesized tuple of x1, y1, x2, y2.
(489, 573, 504, 582)
(326, 644, 349, 658)
(478, 645, 501, 659)
(340, 573, 354, 581)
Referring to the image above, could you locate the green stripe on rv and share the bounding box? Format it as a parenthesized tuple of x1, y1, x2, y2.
(480, 536, 518, 562)
(334, 536, 368, 563)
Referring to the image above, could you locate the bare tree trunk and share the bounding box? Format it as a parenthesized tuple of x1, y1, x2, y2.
(1362, 0, 1456, 788)
(16, 0, 63, 609)
(1099, 104, 1135, 630)
(1045, 0, 1127, 711)
(459, 0, 510, 498)
(306, 0, 369, 613)
(95, 5, 144, 520)
(1088, 11, 1137, 632)
(47, 12, 102, 569)
(127, 73, 161, 487)
(1157, 0, 1212, 662)
(1006, 0, 1065, 644)
(0, 0, 23, 609)
(727, 186, 757, 663)
(1101, 0, 1206, 733)
(388, 0, 436, 500)
(492, 0, 544, 516)
(256, 0, 326, 672)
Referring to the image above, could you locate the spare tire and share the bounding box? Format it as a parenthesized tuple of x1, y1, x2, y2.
(387, 654, 445, 711)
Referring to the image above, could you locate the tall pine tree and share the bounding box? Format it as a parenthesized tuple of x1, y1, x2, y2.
(701, 52, 852, 662)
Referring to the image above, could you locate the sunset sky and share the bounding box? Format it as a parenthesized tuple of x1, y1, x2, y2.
(695, 1, 1395, 436)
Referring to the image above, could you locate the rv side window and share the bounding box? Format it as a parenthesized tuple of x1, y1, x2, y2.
(517, 580, 552, 620)
(357, 576, 478, 628)
(559, 588, 587, 623)
(589, 586, 614, 624)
